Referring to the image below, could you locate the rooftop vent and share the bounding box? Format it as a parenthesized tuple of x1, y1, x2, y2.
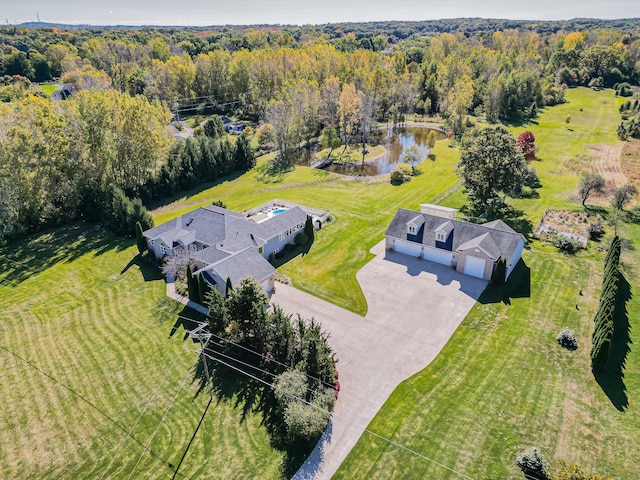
(185, 218, 193, 226)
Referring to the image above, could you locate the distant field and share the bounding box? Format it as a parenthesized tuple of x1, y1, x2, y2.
(39, 83, 60, 96)
(336, 87, 640, 478)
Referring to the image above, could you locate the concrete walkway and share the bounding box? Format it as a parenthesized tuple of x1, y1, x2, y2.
(270, 241, 488, 480)
(166, 281, 209, 315)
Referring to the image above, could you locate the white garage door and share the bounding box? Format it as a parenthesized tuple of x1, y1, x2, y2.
(395, 240, 422, 257)
(422, 247, 453, 266)
(463, 256, 486, 279)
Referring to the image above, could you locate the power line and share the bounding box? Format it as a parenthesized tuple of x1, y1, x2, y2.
(154, 308, 337, 391)
(99, 351, 185, 480)
(127, 360, 199, 480)
(198, 349, 478, 480)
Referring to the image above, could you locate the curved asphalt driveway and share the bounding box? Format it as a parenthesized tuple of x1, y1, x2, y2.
(270, 240, 488, 480)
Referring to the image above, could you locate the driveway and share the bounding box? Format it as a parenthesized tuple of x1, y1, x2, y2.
(270, 240, 488, 480)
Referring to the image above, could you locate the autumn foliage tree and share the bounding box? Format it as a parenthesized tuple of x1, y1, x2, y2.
(516, 131, 537, 163)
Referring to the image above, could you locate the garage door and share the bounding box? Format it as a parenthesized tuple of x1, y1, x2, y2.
(422, 247, 453, 266)
(395, 240, 422, 257)
(463, 256, 486, 279)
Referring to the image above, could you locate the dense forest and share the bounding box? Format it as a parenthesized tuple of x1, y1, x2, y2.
(1, 18, 640, 238)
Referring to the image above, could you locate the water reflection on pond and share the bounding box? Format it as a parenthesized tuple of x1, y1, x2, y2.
(298, 127, 445, 176)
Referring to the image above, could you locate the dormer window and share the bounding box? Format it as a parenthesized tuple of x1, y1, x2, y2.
(408, 225, 416, 234)
(436, 232, 445, 242)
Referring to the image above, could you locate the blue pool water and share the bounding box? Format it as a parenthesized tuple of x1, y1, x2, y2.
(273, 208, 287, 215)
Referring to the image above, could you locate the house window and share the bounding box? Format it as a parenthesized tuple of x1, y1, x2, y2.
(273, 248, 279, 255)
(160, 244, 166, 255)
(149, 239, 154, 247)
(259, 246, 263, 254)
(408, 226, 416, 234)
(436, 233, 445, 242)
(279, 233, 285, 241)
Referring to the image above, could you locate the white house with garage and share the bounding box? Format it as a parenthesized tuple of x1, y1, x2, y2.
(385, 204, 525, 281)
(143, 201, 315, 294)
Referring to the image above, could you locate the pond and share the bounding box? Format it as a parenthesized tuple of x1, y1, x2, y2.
(297, 127, 446, 176)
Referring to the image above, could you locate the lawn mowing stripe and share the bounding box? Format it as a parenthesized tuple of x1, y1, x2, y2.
(100, 351, 185, 480)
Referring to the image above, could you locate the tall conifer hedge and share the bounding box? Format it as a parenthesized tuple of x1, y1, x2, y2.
(591, 236, 621, 371)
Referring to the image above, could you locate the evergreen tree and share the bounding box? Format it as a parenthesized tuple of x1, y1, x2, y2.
(205, 287, 227, 335)
(233, 132, 256, 171)
(304, 215, 314, 242)
(197, 271, 209, 304)
(225, 276, 233, 297)
(491, 257, 506, 285)
(135, 221, 147, 255)
(203, 116, 224, 139)
(591, 236, 621, 371)
(186, 264, 199, 302)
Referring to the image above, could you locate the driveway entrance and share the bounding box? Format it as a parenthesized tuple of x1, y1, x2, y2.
(271, 240, 488, 480)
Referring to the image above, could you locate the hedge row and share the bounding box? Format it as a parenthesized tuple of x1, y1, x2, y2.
(590, 236, 621, 371)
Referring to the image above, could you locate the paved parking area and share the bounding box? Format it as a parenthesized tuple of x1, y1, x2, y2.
(270, 240, 488, 480)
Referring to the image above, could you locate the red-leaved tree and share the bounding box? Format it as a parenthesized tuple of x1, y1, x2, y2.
(516, 131, 536, 163)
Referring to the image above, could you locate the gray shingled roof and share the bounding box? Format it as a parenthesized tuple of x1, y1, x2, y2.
(436, 220, 454, 234)
(482, 219, 516, 234)
(386, 208, 524, 265)
(456, 232, 501, 259)
(203, 248, 275, 286)
(144, 205, 241, 246)
(192, 246, 231, 265)
(254, 206, 307, 239)
(145, 203, 307, 283)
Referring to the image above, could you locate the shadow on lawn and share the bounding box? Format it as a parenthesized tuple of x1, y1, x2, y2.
(120, 253, 164, 282)
(190, 343, 320, 479)
(147, 170, 246, 211)
(479, 259, 531, 306)
(166, 301, 321, 479)
(269, 236, 315, 269)
(0, 223, 131, 286)
(594, 272, 632, 411)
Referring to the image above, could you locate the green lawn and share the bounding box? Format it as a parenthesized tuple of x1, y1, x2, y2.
(336, 87, 640, 478)
(0, 226, 284, 479)
(39, 83, 60, 96)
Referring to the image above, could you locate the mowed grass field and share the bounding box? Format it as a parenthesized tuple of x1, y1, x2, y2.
(336, 88, 640, 478)
(0, 226, 284, 479)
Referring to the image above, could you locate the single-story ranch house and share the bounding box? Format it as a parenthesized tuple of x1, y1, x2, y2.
(143, 200, 325, 294)
(385, 204, 525, 281)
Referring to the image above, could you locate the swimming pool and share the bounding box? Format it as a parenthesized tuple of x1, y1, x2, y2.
(272, 208, 287, 215)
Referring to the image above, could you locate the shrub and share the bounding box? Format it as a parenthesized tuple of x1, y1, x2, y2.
(295, 232, 309, 245)
(516, 447, 550, 480)
(390, 163, 412, 184)
(556, 327, 578, 351)
(552, 235, 581, 254)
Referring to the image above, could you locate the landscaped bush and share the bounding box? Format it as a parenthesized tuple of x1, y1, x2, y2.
(295, 232, 309, 245)
(556, 327, 578, 350)
(516, 447, 550, 480)
(587, 220, 604, 240)
(551, 235, 582, 254)
(390, 163, 412, 184)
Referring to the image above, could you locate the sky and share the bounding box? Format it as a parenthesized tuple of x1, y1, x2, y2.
(3, 0, 640, 26)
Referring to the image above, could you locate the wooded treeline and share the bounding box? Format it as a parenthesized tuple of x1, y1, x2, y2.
(2, 20, 640, 237)
(0, 90, 255, 238)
